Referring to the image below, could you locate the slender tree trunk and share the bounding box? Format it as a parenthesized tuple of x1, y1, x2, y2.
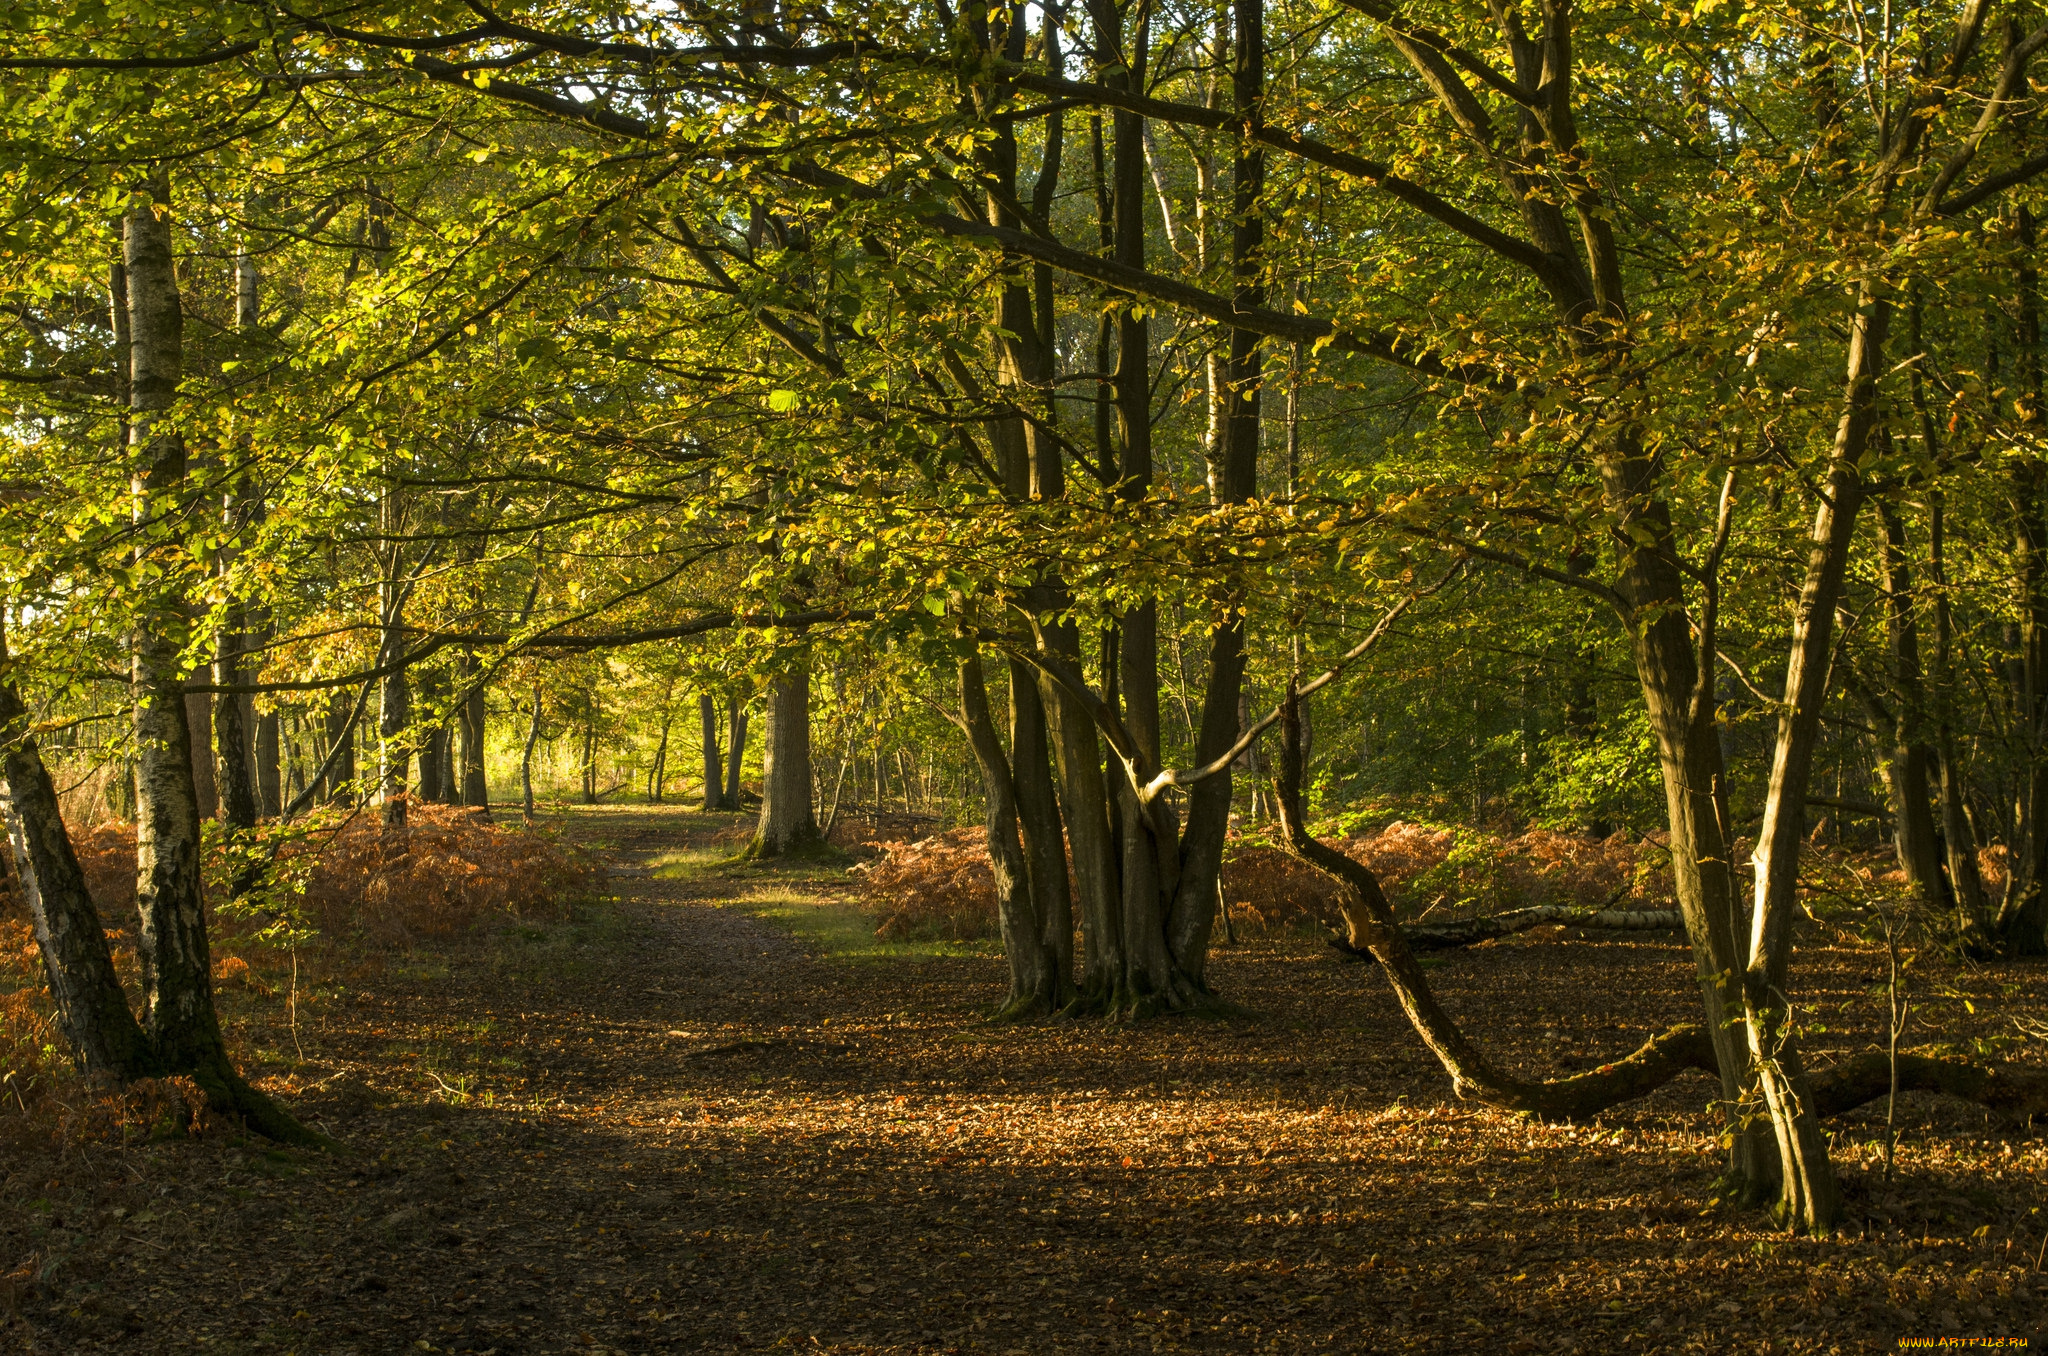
(521, 685, 541, 822)
(1602, 446, 1766, 1190)
(580, 707, 597, 805)
(1161, 0, 1267, 992)
(323, 688, 356, 804)
(123, 177, 308, 1139)
(377, 521, 410, 827)
(419, 714, 448, 806)
(255, 707, 281, 818)
(749, 656, 823, 856)
(700, 693, 725, 811)
(1928, 496, 1988, 934)
(213, 637, 257, 830)
(0, 635, 155, 1079)
(1999, 205, 2048, 954)
(213, 240, 261, 833)
(961, 650, 1061, 1014)
(457, 662, 489, 814)
(1873, 504, 1948, 914)
(1032, 614, 1124, 997)
(1744, 290, 1893, 1235)
(725, 700, 749, 808)
(650, 702, 672, 803)
(1010, 659, 1073, 987)
(185, 692, 217, 819)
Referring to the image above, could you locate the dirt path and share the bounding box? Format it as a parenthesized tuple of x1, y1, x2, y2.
(5, 805, 2046, 1355)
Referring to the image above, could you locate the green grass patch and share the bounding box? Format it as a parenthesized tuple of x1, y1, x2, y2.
(720, 885, 1001, 962)
(651, 847, 852, 886)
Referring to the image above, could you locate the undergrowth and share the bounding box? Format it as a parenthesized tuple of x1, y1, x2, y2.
(851, 821, 1685, 942)
(0, 801, 604, 1153)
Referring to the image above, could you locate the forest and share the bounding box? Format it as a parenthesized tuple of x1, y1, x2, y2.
(2, 0, 2048, 1350)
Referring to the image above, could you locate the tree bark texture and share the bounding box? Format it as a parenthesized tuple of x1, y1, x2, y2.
(457, 667, 489, 813)
(724, 700, 749, 808)
(123, 178, 311, 1140)
(323, 688, 356, 804)
(1743, 289, 1893, 1234)
(1874, 504, 1948, 915)
(255, 707, 282, 818)
(699, 693, 726, 811)
(213, 632, 258, 830)
(0, 657, 155, 1079)
(960, 652, 1065, 1014)
(750, 657, 823, 856)
(521, 685, 541, 822)
(184, 691, 217, 819)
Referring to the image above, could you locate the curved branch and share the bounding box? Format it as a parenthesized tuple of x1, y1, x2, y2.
(1138, 560, 1464, 804)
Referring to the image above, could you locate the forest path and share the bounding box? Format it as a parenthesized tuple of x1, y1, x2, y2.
(8, 804, 2045, 1355)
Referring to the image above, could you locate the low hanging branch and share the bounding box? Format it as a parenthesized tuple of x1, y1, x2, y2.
(1270, 681, 2048, 1124)
(994, 561, 1467, 820)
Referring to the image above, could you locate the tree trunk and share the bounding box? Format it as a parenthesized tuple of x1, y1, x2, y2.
(0, 646, 155, 1079)
(419, 719, 448, 805)
(255, 707, 282, 818)
(213, 241, 262, 833)
(521, 685, 541, 822)
(1874, 504, 1948, 915)
(376, 488, 409, 827)
(1928, 496, 1988, 936)
(579, 710, 597, 805)
(123, 177, 310, 1141)
(185, 691, 217, 819)
(1032, 615, 1123, 997)
(323, 688, 356, 804)
(961, 650, 1063, 1014)
(1607, 478, 1767, 1190)
(724, 700, 749, 808)
(1744, 289, 1892, 1235)
(1161, 0, 1267, 994)
(213, 630, 258, 830)
(457, 665, 489, 814)
(1999, 205, 2048, 955)
(700, 693, 725, 811)
(650, 704, 672, 803)
(749, 657, 824, 856)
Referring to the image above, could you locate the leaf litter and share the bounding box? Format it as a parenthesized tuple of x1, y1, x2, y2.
(2, 804, 2045, 1354)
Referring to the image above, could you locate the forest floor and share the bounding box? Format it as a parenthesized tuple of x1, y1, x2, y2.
(4, 803, 2048, 1355)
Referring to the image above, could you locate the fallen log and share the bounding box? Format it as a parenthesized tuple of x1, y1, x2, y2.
(1402, 904, 1684, 951)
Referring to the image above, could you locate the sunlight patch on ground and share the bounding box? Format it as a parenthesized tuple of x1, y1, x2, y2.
(728, 886, 1001, 962)
(644, 851, 1002, 961)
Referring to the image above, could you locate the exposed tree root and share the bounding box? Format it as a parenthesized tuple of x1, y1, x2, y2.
(186, 1060, 337, 1150)
(1054, 970, 1248, 1023)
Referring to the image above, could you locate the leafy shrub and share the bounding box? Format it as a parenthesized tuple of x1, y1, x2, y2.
(1, 962, 61, 1097)
(1224, 821, 1672, 932)
(5, 804, 603, 954)
(1526, 709, 1667, 834)
(850, 820, 1667, 941)
(855, 827, 1002, 940)
(293, 803, 606, 946)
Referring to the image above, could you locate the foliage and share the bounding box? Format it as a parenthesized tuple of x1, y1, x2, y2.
(292, 805, 607, 948)
(854, 827, 1000, 941)
(855, 821, 1676, 940)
